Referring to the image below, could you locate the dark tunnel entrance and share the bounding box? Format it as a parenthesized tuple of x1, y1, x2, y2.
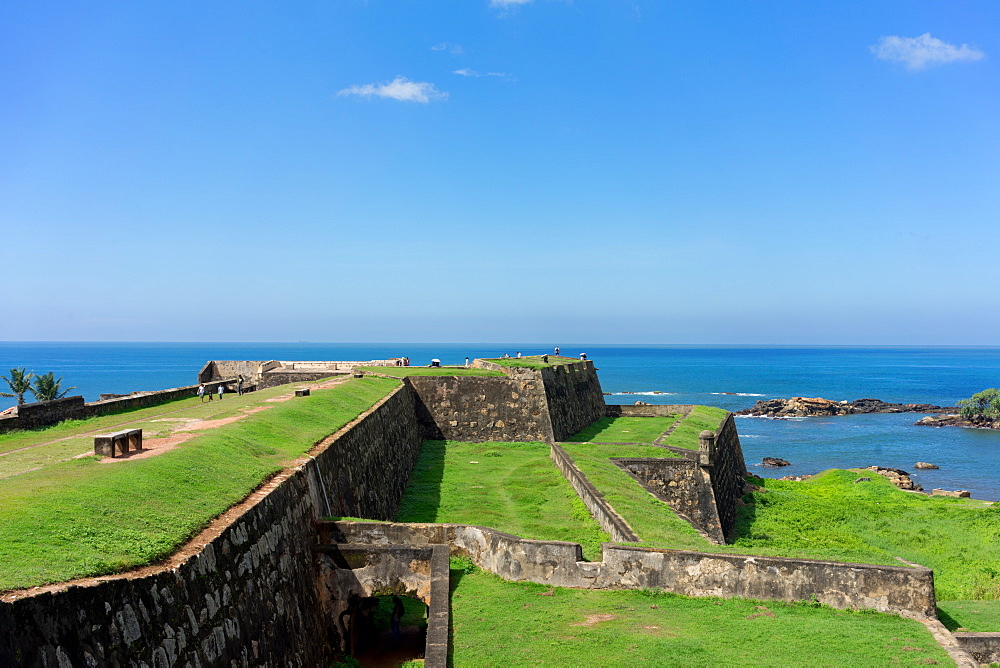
(346, 595, 428, 667)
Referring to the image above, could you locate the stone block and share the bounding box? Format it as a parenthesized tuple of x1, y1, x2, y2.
(294, 389, 310, 397)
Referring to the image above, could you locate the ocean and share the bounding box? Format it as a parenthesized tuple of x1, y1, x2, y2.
(2, 343, 999, 499)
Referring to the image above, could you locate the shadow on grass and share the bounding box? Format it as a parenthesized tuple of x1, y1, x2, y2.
(936, 606, 962, 631)
(394, 440, 446, 522)
(729, 475, 765, 544)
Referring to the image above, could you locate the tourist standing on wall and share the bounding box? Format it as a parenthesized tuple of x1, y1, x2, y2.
(554, 346, 560, 356)
(198, 383, 206, 402)
(580, 352, 587, 361)
(465, 357, 470, 368)
(516, 351, 522, 358)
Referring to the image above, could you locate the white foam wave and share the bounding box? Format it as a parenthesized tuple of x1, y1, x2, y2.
(710, 392, 766, 397)
(610, 391, 678, 396)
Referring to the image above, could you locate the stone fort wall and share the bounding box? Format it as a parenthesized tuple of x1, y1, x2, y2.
(407, 360, 606, 443)
(1, 360, 940, 667)
(0, 383, 422, 667)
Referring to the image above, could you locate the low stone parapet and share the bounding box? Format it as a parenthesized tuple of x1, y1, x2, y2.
(954, 633, 1000, 664)
(320, 520, 937, 617)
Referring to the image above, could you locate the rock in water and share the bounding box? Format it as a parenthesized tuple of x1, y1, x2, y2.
(915, 462, 939, 469)
(762, 457, 790, 467)
(867, 466, 923, 491)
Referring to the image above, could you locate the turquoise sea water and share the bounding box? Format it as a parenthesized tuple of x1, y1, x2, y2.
(2, 343, 999, 499)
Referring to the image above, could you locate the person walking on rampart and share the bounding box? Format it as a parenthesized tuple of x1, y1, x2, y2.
(554, 346, 560, 356)
(218, 383, 225, 400)
(197, 383, 206, 402)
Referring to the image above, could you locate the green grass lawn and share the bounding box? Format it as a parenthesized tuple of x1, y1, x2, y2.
(565, 416, 681, 443)
(937, 600, 1000, 632)
(358, 367, 503, 377)
(394, 441, 609, 560)
(482, 355, 580, 370)
(732, 471, 1000, 601)
(449, 559, 952, 667)
(558, 441, 712, 551)
(661, 405, 729, 449)
(0, 376, 399, 592)
(0, 383, 333, 479)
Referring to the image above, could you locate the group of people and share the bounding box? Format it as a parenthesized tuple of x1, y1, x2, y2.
(196, 374, 246, 402)
(496, 347, 588, 361)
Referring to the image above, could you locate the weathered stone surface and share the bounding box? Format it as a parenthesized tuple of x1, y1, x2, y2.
(322, 521, 938, 617)
(868, 466, 923, 491)
(606, 404, 693, 418)
(407, 361, 605, 443)
(954, 632, 1000, 664)
(625, 458, 723, 542)
(915, 462, 939, 469)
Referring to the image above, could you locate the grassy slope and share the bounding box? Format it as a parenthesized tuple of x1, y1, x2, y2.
(449, 561, 951, 667)
(394, 441, 608, 561)
(734, 471, 1000, 601)
(564, 415, 680, 443)
(358, 367, 503, 377)
(662, 405, 729, 449)
(559, 441, 711, 550)
(0, 376, 399, 591)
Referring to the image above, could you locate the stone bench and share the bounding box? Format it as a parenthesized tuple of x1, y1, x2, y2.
(295, 388, 310, 397)
(94, 429, 142, 458)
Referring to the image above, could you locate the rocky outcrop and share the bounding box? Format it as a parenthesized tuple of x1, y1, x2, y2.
(915, 462, 939, 470)
(762, 457, 790, 467)
(915, 414, 1000, 430)
(737, 397, 953, 418)
(867, 466, 922, 491)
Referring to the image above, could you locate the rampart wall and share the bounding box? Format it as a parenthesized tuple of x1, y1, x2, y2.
(707, 414, 748, 541)
(407, 361, 605, 443)
(542, 362, 606, 441)
(606, 404, 694, 417)
(407, 375, 553, 442)
(0, 384, 423, 667)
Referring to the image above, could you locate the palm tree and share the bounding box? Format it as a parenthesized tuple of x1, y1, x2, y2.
(30, 372, 76, 403)
(0, 367, 35, 405)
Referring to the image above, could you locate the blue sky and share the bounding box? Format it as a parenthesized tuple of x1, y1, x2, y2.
(1, 1, 997, 344)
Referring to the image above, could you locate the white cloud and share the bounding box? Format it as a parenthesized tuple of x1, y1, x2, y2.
(337, 76, 447, 103)
(871, 33, 985, 71)
(453, 68, 508, 78)
(431, 42, 464, 55)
